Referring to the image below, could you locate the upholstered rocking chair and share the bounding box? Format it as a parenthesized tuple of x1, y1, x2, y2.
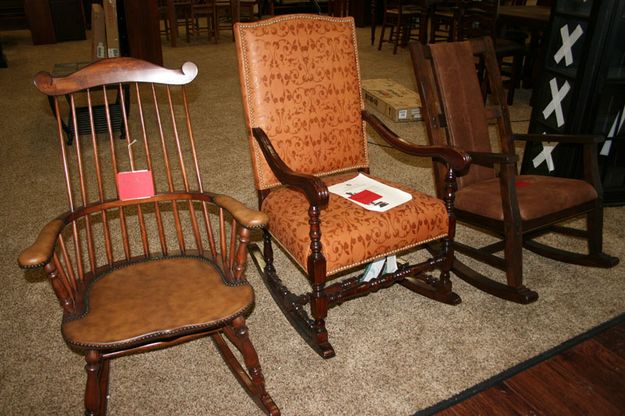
(18, 58, 279, 415)
(234, 14, 470, 358)
(410, 37, 619, 304)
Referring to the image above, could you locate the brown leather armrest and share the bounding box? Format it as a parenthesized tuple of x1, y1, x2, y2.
(513, 133, 604, 144)
(214, 195, 269, 229)
(251, 127, 329, 208)
(18, 218, 66, 269)
(363, 110, 471, 173)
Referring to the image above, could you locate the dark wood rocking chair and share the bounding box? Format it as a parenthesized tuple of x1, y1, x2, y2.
(18, 57, 279, 415)
(234, 15, 470, 358)
(410, 37, 619, 304)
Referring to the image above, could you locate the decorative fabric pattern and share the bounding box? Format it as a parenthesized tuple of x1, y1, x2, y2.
(236, 15, 369, 190)
(262, 173, 448, 276)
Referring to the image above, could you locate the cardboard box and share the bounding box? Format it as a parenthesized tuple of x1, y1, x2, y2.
(362, 79, 422, 122)
(91, 3, 107, 60)
(103, 0, 120, 58)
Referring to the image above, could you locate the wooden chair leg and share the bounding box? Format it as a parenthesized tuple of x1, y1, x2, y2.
(377, 22, 387, 51)
(84, 351, 108, 416)
(393, 21, 401, 54)
(586, 207, 619, 266)
(215, 317, 280, 416)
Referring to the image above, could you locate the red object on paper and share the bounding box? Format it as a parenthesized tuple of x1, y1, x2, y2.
(116, 170, 155, 201)
(515, 180, 530, 188)
(349, 189, 382, 204)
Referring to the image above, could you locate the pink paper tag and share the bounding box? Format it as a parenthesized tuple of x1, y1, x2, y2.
(349, 189, 382, 204)
(116, 170, 155, 201)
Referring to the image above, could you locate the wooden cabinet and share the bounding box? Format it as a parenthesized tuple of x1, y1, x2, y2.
(521, 0, 625, 205)
(24, 0, 85, 44)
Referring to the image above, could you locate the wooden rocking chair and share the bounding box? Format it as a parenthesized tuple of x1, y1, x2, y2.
(234, 15, 470, 358)
(410, 37, 619, 304)
(18, 57, 279, 415)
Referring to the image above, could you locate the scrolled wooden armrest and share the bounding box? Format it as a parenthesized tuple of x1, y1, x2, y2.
(213, 194, 269, 229)
(512, 133, 605, 144)
(363, 111, 471, 173)
(468, 151, 517, 167)
(252, 127, 329, 208)
(18, 218, 66, 269)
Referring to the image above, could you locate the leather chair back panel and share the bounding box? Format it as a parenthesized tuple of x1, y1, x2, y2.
(429, 40, 496, 188)
(235, 15, 369, 190)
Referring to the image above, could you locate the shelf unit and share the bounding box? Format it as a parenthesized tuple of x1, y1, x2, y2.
(520, 0, 625, 205)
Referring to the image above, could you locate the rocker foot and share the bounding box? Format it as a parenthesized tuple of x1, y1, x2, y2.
(399, 275, 461, 305)
(452, 259, 538, 304)
(248, 244, 336, 359)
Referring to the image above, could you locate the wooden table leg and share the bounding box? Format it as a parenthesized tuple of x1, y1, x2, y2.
(167, 0, 177, 47)
(370, 0, 376, 45)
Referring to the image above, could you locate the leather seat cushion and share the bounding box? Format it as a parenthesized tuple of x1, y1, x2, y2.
(455, 175, 598, 221)
(62, 256, 254, 350)
(262, 173, 449, 277)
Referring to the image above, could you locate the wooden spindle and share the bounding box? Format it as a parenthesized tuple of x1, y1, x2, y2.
(152, 84, 185, 253)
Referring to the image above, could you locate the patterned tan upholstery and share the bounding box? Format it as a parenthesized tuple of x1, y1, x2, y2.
(263, 173, 448, 276)
(236, 15, 369, 190)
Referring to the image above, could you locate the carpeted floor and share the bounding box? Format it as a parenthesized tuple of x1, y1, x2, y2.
(0, 24, 623, 416)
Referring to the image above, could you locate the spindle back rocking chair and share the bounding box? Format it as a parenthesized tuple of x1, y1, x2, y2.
(18, 57, 279, 415)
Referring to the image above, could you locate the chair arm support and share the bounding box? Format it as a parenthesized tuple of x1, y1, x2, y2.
(363, 110, 471, 173)
(468, 151, 518, 167)
(252, 127, 329, 208)
(18, 218, 66, 269)
(513, 133, 603, 187)
(512, 133, 605, 144)
(214, 194, 269, 229)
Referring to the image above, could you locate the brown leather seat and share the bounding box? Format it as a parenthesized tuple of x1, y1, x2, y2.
(63, 257, 254, 349)
(455, 175, 597, 221)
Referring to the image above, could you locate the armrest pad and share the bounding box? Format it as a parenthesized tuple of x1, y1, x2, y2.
(252, 127, 329, 207)
(513, 133, 604, 144)
(214, 195, 269, 229)
(469, 151, 517, 167)
(363, 110, 471, 173)
(18, 218, 65, 269)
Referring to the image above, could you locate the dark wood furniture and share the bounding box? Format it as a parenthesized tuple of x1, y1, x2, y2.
(0, 0, 28, 31)
(520, 0, 625, 206)
(19, 57, 279, 416)
(118, 0, 163, 65)
(235, 14, 470, 358)
(455, 0, 526, 104)
(410, 37, 618, 304)
(497, 4, 551, 89)
(23, 0, 86, 44)
(428, 0, 460, 43)
(378, 0, 429, 53)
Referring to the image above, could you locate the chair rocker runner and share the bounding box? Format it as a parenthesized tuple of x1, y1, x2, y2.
(234, 14, 470, 358)
(410, 37, 619, 304)
(18, 57, 279, 415)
